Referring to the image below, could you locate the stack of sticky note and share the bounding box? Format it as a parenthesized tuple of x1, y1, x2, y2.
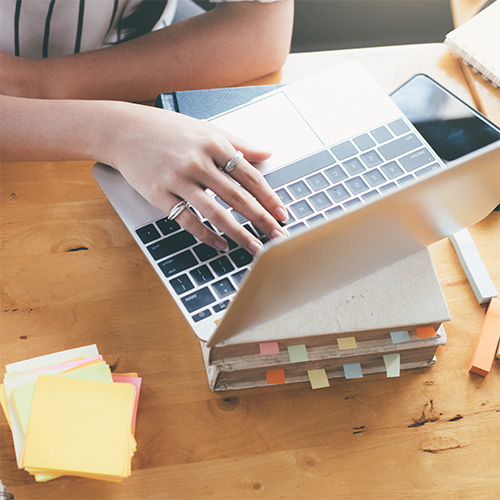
(0, 345, 141, 482)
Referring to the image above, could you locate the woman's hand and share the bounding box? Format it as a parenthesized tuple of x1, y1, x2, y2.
(103, 104, 288, 255)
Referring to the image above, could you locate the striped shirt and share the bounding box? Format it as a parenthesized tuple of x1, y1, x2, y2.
(0, 0, 281, 59)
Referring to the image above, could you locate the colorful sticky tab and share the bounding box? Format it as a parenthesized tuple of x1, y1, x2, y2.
(307, 369, 329, 389)
(266, 369, 285, 385)
(343, 363, 363, 379)
(337, 337, 357, 350)
(390, 331, 410, 344)
(470, 297, 500, 377)
(416, 326, 436, 338)
(383, 353, 401, 377)
(287, 344, 309, 362)
(259, 342, 280, 355)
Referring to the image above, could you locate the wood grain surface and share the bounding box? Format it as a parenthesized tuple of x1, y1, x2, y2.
(1, 42, 499, 500)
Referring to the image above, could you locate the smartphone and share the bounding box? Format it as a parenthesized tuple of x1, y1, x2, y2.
(390, 73, 500, 163)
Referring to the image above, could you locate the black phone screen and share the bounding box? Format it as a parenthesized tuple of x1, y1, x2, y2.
(390, 74, 500, 162)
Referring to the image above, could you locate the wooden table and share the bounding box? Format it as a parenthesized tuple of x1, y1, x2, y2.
(1, 43, 499, 499)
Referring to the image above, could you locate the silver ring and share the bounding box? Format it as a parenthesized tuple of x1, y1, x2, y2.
(167, 199, 190, 221)
(221, 150, 244, 174)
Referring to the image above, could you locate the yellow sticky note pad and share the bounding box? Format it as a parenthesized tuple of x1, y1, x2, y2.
(383, 353, 401, 377)
(337, 337, 357, 350)
(21, 375, 134, 481)
(307, 369, 329, 389)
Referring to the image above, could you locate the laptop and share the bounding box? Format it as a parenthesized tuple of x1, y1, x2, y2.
(92, 61, 500, 347)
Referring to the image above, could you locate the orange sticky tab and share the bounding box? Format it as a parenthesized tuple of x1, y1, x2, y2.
(470, 298, 500, 377)
(416, 326, 436, 338)
(266, 368, 285, 385)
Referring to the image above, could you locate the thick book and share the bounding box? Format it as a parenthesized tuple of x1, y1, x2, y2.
(199, 249, 449, 391)
(444, 0, 500, 88)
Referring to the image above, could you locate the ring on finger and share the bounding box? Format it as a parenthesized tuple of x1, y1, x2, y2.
(220, 150, 244, 174)
(167, 199, 190, 221)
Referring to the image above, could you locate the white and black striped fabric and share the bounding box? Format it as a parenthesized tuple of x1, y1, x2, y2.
(0, 0, 281, 59)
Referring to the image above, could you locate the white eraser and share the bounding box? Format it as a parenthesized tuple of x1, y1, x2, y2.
(449, 229, 498, 305)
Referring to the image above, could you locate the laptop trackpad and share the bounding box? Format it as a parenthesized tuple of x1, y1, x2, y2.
(210, 92, 324, 174)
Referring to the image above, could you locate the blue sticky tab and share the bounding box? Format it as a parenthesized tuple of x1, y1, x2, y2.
(343, 363, 363, 379)
(390, 330, 410, 344)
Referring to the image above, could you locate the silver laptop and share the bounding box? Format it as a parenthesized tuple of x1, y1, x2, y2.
(93, 61, 500, 347)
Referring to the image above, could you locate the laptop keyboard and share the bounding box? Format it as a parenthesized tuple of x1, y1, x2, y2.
(134, 118, 443, 325)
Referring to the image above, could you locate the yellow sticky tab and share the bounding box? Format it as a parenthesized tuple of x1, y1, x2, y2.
(307, 369, 329, 389)
(337, 337, 357, 350)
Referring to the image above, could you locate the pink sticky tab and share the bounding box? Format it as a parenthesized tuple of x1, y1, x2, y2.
(259, 341, 280, 355)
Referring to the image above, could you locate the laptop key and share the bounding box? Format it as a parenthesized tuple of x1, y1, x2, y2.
(309, 191, 333, 211)
(170, 274, 194, 295)
(363, 168, 387, 187)
(190, 265, 215, 286)
(306, 214, 325, 227)
(276, 188, 293, 205)
(398, 175, 416, 186)
(388, 118, 411, 136)
(345, 177, 369, 195)
(415, 163, 442, 178)
(330, 141, 358, 160)
(231, 268, 248, 285)
(214, 300, 230, 313)
(370, 125, 393, 143)
(158, 250, 198, 278)
(287, 222, 307, 234)
(288, 180, 312, 200)
(324, 165, 348, 184)
(192, 309, 212, 322)
(344, 198, 363, 211)
(229, 248, 253, 268)
(380, 182, 399, 194)
(342, 157, 366, 176)
(378, 133, 422, 160)
(362, 190, 382, 203)
(181, 287, 216, 313)
(306, 172, 330, 191)
(381, 161, 404, 180)
(325, 206, 344, 219)
(360, 150, 383, 169)
(136, 224, 161, 244)
(290, 200, 314, 219)
(326, 184, 350, 203)
(212, 278, 236, 299)
(193, 243, 219, 262)
(156, 218, 181, 236)
(210, 256, 235, 277)
(147, 231, 197, 261)
(264, 150, 335, 189)
(399, 148, 435, 172)
(353, 133, 376, 151)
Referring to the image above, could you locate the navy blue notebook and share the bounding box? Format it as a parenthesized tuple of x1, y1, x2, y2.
(155, 85, 282, 119)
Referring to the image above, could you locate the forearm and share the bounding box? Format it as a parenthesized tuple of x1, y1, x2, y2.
(0, 95, 124, 162)
(5, 0, 293, 102)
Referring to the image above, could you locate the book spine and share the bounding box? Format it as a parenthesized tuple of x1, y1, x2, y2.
(444, 35, 500, 88)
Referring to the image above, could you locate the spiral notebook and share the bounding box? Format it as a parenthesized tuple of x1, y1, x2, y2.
(444, 0, 500, 88)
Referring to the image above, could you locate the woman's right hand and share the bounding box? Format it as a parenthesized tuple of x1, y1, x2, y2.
(102, 103, 288, 255)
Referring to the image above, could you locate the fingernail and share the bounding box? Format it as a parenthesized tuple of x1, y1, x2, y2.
(275, 206, 289, 222)
(214, 239, 229, 252)
(270, 228, 286, 240)
(248, 239, 263, 255)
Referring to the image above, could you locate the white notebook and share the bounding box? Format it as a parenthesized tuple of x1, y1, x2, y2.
(444, 0, 500, 87)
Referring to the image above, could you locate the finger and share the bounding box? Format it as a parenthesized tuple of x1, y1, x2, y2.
(158, 197, 229, 252)
(186, 187, 271, 256)
(224, 156, 289, 223)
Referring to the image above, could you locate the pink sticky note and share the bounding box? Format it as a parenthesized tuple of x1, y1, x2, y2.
(112, 375, 142, 431)
(259, 342, 280, 355)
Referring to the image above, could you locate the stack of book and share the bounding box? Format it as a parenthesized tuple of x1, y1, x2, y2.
(0, 345, 141, 482)
(200, 248, 450, 391)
